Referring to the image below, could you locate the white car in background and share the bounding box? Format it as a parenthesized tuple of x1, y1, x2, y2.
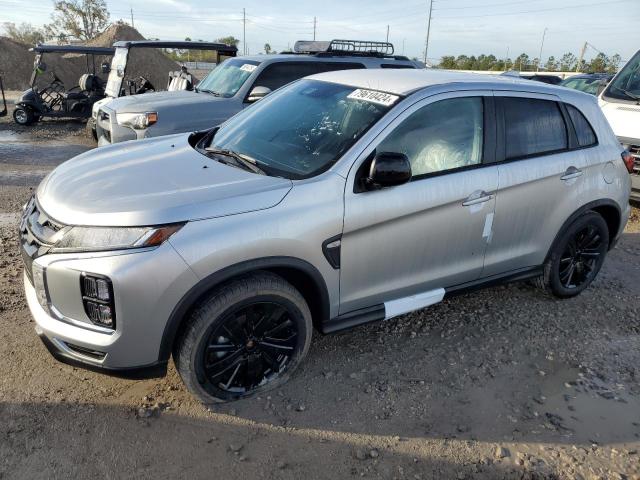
(599, 49, 640, 201)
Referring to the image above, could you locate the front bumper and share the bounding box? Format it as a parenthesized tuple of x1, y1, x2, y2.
(24, 242, 199, 373)
(95, 106, 139, 145)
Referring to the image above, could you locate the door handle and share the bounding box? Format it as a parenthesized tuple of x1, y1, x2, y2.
(462, 190, 494, 206)
(561, 166, 583, 181)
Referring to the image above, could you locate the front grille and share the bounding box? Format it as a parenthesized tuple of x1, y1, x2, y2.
(628, 144, 640, 176)
(19, 197, 67, 282)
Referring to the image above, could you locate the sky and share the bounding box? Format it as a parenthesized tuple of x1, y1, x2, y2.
(1, 0, 639, 64)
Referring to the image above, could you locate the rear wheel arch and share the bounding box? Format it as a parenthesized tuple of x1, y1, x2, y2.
(546, 199, 621, 262)
(158, 257, 330, 363)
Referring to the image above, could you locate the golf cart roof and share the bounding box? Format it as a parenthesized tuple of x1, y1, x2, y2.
(112, 40, 238, 54)
(30, 45, 115, 55)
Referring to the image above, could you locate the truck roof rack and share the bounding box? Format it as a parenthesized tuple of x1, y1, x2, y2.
(292, 39, 399, 58)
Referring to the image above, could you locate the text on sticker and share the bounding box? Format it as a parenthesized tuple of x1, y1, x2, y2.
(240, 64, 257, 73)
(347, 89, 399, 106)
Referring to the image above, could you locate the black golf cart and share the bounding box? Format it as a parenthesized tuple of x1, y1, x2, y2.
(0, 75, 7, 117)
(13, 45, 115, 125)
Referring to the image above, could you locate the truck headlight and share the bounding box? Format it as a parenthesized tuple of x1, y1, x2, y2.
(116, 112, 158, 130)
(49, 224, 184, 253)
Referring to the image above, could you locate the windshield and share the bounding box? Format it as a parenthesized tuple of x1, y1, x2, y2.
(603, 50, 640, 102)
(196, 58, 260, 97)
(105, 47, 129, 98)
(561, 77, 602, 95)
(202, 79, 398, 179)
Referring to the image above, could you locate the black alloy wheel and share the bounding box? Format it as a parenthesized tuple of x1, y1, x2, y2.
(201, 301, 298, 394)
(558, 223, 605, 289)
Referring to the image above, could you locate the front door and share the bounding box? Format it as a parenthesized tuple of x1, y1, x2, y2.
(340, 93, 498, 313)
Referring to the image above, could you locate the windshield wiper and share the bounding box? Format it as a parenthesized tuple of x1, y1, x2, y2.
(611, 85, 640, 103)
(204, 148, 266, 175)
(198, 88, 221, 97)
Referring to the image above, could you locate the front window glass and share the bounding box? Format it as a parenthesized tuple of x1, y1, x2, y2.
(203, 79, 396, 178)
(196, 58, 260, 97)
(377, 97, 484, 177)
(603, 50, 640, 102)
(105, 47, 128, 97)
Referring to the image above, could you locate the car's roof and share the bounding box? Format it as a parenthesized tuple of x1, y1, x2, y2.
(307, 68, 565, 96)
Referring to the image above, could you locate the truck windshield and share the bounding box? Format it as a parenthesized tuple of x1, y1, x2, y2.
(105, 47, 129, 98)
(196, 58, 260, 97)
(203, 79, 398, 179)
(603, 50, 640, 103)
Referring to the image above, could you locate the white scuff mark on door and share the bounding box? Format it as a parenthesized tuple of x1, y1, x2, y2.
(482, 212, 494, 242)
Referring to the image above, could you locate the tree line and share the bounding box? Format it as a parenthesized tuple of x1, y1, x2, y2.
(438, 52, 622, 73)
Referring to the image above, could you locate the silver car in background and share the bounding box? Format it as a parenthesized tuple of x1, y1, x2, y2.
(95, 39, 420, 145)
(22, 69, 630, 404)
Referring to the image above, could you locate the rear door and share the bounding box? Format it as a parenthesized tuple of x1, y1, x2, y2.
(482, 93, 579, 276)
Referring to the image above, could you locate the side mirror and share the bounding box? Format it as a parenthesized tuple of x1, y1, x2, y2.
(101, 62, 110, 74)
(247, 86, 271, 103)
(367, 152, 412, 189)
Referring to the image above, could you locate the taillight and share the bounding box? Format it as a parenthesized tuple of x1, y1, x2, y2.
(622, 150, 634, 174)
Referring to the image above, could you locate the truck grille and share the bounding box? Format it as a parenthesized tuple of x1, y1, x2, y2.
(629, 144, 640, 176)
(19, 197, 67, 283)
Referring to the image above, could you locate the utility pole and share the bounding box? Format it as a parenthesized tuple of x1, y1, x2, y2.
(423, 0, 433, 65)
(130, 7, 134, 28)
(313, 17, 316, 41)
(402, 38, 405, 55)
(505, 46, 510, 70)
(386, 25, 389, 43)
(576, 41, 587, 72)
(537, 27, 547, 72)
(243, 8, 246, 55)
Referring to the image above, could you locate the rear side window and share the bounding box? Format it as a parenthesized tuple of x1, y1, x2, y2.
(502, 97, 567, 159)
(380, 64, 416, 69)
(566, 104, 597, 147)
(315, 62, 365, 73)
(253, 62, 318, 91)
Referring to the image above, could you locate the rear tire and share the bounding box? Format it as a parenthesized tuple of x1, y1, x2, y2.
(174, 272, 313, 404)
(13, 106, 34, 125)
(536, 211, 609, 298)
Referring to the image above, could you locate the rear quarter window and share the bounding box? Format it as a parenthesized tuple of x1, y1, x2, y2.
(565, 104, 597, 147)
(502, 97, 568, 159)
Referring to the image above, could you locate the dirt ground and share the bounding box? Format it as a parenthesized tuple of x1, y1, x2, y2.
(1, 106, 639, 480)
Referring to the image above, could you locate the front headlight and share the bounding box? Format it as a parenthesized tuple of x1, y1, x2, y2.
(49, 223, 184, 253)
(116, 111, 158, 130)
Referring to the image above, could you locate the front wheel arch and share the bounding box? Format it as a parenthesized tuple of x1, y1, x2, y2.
(158, 257, 330, 364)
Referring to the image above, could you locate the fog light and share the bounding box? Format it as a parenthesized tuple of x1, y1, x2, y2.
(32, 262, 49, 313)
(81, 273, 115, 329)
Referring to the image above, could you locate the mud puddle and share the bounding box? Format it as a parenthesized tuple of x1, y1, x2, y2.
(0, 129, 91, 166)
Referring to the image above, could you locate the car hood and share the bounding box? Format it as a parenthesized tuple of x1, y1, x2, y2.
(105, 90, 224, 113)
(37, 134, 292, 227)
(600, 101, 640, 141)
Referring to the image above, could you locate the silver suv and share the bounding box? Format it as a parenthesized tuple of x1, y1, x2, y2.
(95, 40, 420, 145)
(22, 69, 631, 404)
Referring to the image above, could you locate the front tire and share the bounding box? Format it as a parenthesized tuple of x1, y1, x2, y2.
(175, 272, 313, 404)
(13, 106, 34, 125)
(536, 211, 609, 298)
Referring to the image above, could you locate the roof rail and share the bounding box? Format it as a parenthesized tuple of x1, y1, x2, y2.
(293, 39, 395, 57)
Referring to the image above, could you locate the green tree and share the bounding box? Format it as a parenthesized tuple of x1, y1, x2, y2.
(513, 53, 530, 71)
(559, 52, 577, 71)
(264, 43, 272, 54)
(2, 22, 45, 45)
(606, 54, 621, 74)
(587, 52, 608, 73)
(217, 36, 240, 47)
(439, 55, 456, 69)
(544, 56, 558, 72)
(44, 0, 109, 40)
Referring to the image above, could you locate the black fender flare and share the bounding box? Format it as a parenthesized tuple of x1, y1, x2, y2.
(157, 256, 330, 362)
(544, 199, 621, 264)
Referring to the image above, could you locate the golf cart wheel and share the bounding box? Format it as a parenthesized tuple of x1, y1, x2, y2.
(13, 106, 34, 125)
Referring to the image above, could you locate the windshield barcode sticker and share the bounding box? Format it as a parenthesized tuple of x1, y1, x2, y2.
(240, 64, 257, 73)
(347, 89, 399, 106)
